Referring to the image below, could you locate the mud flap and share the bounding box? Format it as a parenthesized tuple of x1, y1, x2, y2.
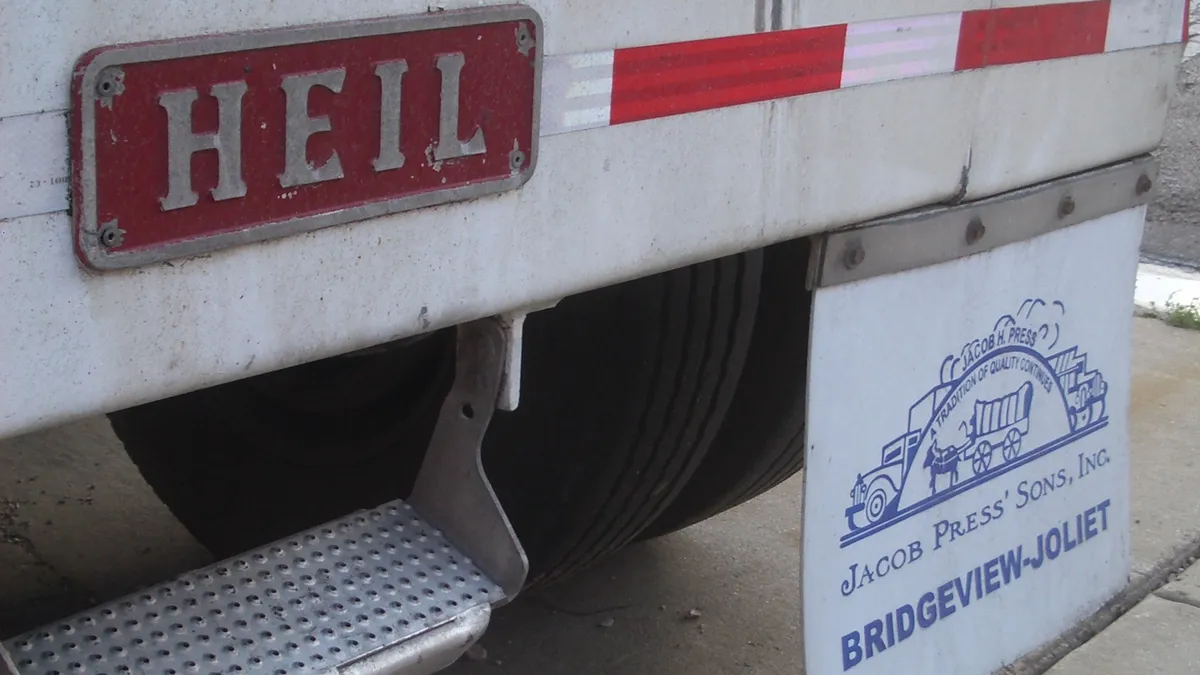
(800, 158, 1156, 674)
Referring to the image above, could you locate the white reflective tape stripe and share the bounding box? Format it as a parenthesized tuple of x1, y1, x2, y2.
(0, 3, 1189, 223)
(1105, 0, 1188, 52)
(562, 106, 612, 128)
(841, 13, 962, 88)
(539, 51, 615, 136)
(564, 51, 615, 68)
(566, 77, 614, 99)
(0, 111, 69, 222)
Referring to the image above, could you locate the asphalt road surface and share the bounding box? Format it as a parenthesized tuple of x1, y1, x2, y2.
(1144, 46, 1200, 268)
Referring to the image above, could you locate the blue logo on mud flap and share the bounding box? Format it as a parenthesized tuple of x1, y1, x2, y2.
(841, 300, 1108, 548)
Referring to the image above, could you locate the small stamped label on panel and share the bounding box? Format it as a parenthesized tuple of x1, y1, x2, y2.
(0, 112, 69, 221)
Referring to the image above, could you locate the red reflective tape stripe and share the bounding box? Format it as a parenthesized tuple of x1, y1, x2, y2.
(544, 0, 1172, 133)
(610, 24, 847, 125)
(955, 0, 1110, 70)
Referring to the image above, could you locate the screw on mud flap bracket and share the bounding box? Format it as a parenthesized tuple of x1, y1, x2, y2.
(1136, 173, 1153, 196)
(965, 217, 986, 245)
(842, 242, 866, 270)
(515, 22, 535, 55)
(1058, 195, 1076, 219)
(98, 220, 125, 248)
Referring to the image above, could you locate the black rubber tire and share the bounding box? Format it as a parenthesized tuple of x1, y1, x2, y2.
(108, 251, 762, 585)
(485, 251, 762, 584)
(108, 331, 457, 558)
(638, 236, 812, 539)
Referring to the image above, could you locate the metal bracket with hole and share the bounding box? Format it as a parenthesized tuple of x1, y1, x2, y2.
(0, 644, 17, 675)
(408, 318, 529, 602)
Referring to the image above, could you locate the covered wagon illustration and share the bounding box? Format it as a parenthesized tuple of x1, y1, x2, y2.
(956, 381, 1034, 476)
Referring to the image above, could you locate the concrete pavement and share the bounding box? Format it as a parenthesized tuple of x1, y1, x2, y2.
(1044, 561, 1200, 675)
(0, 414, 808, 674)
(1049, 593, 1200, 675)
(1021, 319, 1200, 675)
(3, 316, 1200, 674)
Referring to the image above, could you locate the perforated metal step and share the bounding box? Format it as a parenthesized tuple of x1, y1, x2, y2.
(1, 320, 527, 675)
(1, 501, 500, 675)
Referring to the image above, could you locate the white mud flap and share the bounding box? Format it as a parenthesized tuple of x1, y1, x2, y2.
(801, 158, 1156, 675)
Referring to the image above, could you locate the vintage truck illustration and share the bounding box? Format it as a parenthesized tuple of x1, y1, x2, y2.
(1052, 347, 1109, 430)
(845, 346, 1108, 535)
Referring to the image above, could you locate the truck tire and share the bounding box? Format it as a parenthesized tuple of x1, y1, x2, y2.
(638, 237, 812, 539)
(109, 251, 762, 585)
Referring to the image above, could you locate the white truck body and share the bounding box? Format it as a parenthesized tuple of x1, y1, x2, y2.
(0, 0, 1185, 439)
(0, 4, 1186, 674)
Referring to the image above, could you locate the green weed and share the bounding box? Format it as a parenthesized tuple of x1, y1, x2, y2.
(1160, 297, 1200, 330)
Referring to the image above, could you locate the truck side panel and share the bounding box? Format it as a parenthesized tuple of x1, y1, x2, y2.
(0, 1, 1183, 438)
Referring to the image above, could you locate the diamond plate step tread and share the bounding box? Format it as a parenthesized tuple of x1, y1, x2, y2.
(2, 501, 501, 675)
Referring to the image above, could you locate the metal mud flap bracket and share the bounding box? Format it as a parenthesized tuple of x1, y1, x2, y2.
(800, 157, 1157, 675)
(1, 320, 527, 675)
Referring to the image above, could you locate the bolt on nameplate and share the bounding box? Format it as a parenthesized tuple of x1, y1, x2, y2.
(71, 6, 543, 270)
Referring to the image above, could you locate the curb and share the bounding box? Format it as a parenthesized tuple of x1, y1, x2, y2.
(1133, 262, 1200, 319)
(1000, 532, 1200, 674)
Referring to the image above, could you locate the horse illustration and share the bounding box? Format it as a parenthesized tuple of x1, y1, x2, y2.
(923, 432, 960, 495)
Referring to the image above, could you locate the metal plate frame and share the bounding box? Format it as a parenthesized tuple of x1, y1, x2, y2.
(71, 4, 543, 271)
(810, 156, 1158, 288)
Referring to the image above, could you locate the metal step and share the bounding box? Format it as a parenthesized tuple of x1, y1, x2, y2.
(2, 320, 528, 675)
(3, 501, 497, 675)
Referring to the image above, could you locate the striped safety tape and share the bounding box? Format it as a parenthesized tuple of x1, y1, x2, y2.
(0, 0, 1188, 223)
(540, 0, 1189, 136)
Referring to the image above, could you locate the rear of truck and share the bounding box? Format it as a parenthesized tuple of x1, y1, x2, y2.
(0, 1, 1186, 674)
